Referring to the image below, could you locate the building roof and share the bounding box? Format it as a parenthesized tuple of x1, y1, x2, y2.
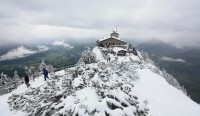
(97, 36, 126, 44)
(97, 31, 127, 44)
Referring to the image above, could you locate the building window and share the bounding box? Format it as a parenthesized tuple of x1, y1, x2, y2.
(100, 43, 104, 47)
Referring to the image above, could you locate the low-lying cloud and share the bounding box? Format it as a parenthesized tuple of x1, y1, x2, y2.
(160, 56, 186, 63)
(52, 40, 73, 48)
(0, 46, 37, 61)
(38, 45, 49, 51)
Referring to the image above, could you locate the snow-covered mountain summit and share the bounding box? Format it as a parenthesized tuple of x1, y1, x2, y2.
(0, 46, 200, 116)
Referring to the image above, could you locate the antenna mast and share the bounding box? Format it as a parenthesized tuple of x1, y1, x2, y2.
(116, 25, 118, 32)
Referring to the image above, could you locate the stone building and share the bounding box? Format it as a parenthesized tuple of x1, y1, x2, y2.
(96, 31, 127, 47)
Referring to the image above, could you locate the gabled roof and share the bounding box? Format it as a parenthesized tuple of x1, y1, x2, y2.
(97, 36, 126, 44)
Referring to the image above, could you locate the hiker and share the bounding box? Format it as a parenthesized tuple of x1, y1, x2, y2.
(108, 57, 111, 62)
(24, 73, 30, 87)
(43, 68, 49, 81)
(105, 54, 109, 63)
(107, 54, 111, 63)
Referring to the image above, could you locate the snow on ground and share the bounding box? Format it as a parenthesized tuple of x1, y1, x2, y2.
(93, 46, 140, 63)
(92, 46, 105, 61)
(0, 93, 25, 116)
(134, 69, 200, 116)
(112, 47, 127, 53)
(55, 70, 65, 76)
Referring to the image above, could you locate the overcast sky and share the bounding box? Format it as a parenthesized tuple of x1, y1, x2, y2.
(0, 0, 200, 47)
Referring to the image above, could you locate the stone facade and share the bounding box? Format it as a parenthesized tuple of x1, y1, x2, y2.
(97, 31, 127, 47)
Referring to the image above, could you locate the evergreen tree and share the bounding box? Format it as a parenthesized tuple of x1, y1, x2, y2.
(0, 72, 5, 86)
(46, 65, 54, 74)
(78, 47, 97, 64)
(13, 71, 20, 80)
(39, 59, 46, 72)
(161, 69, 187, 95)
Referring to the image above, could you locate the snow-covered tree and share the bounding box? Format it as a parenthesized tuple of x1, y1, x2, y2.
(8, 57, 149, 116)
(13, 71, 20, 80)
(2, 73, 11, 84)
(24, 66, 29, 75)
(0, 71, 20, 95)
(12, 71, 23, 88)
(46, 65, 54, 75)
(39, 59, 46, 72)
(0, 72, 5, 86)
(140, 51, 155, 65)
(29, 66, 37, 81)
(78, 47, 97, 64)
(161, 69, 187, 95)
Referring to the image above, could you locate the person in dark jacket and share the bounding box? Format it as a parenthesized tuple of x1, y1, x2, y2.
(24, 73, 30, 87)
(43, 68, 49, 81)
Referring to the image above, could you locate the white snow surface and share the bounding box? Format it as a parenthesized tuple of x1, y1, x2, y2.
(0, 46, 200, 116)
(112, 47, 127, 54)
(92, 46, 105, 61)
(134, 69, 200, 116)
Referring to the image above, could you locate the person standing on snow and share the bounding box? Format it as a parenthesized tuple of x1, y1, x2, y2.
(105, 54, 109, 63)
(43, 68, 49, 81)
(24, 73, 30, 87)
(107, 54, 111, 63)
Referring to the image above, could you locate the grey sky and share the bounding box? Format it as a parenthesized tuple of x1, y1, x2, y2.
(0, 0, 200, 47)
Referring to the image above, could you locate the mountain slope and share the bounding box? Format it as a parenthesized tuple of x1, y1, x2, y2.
(0, 46, 199, 116)
(137, 40, 200, 103)
(135, 69, 200, 116)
